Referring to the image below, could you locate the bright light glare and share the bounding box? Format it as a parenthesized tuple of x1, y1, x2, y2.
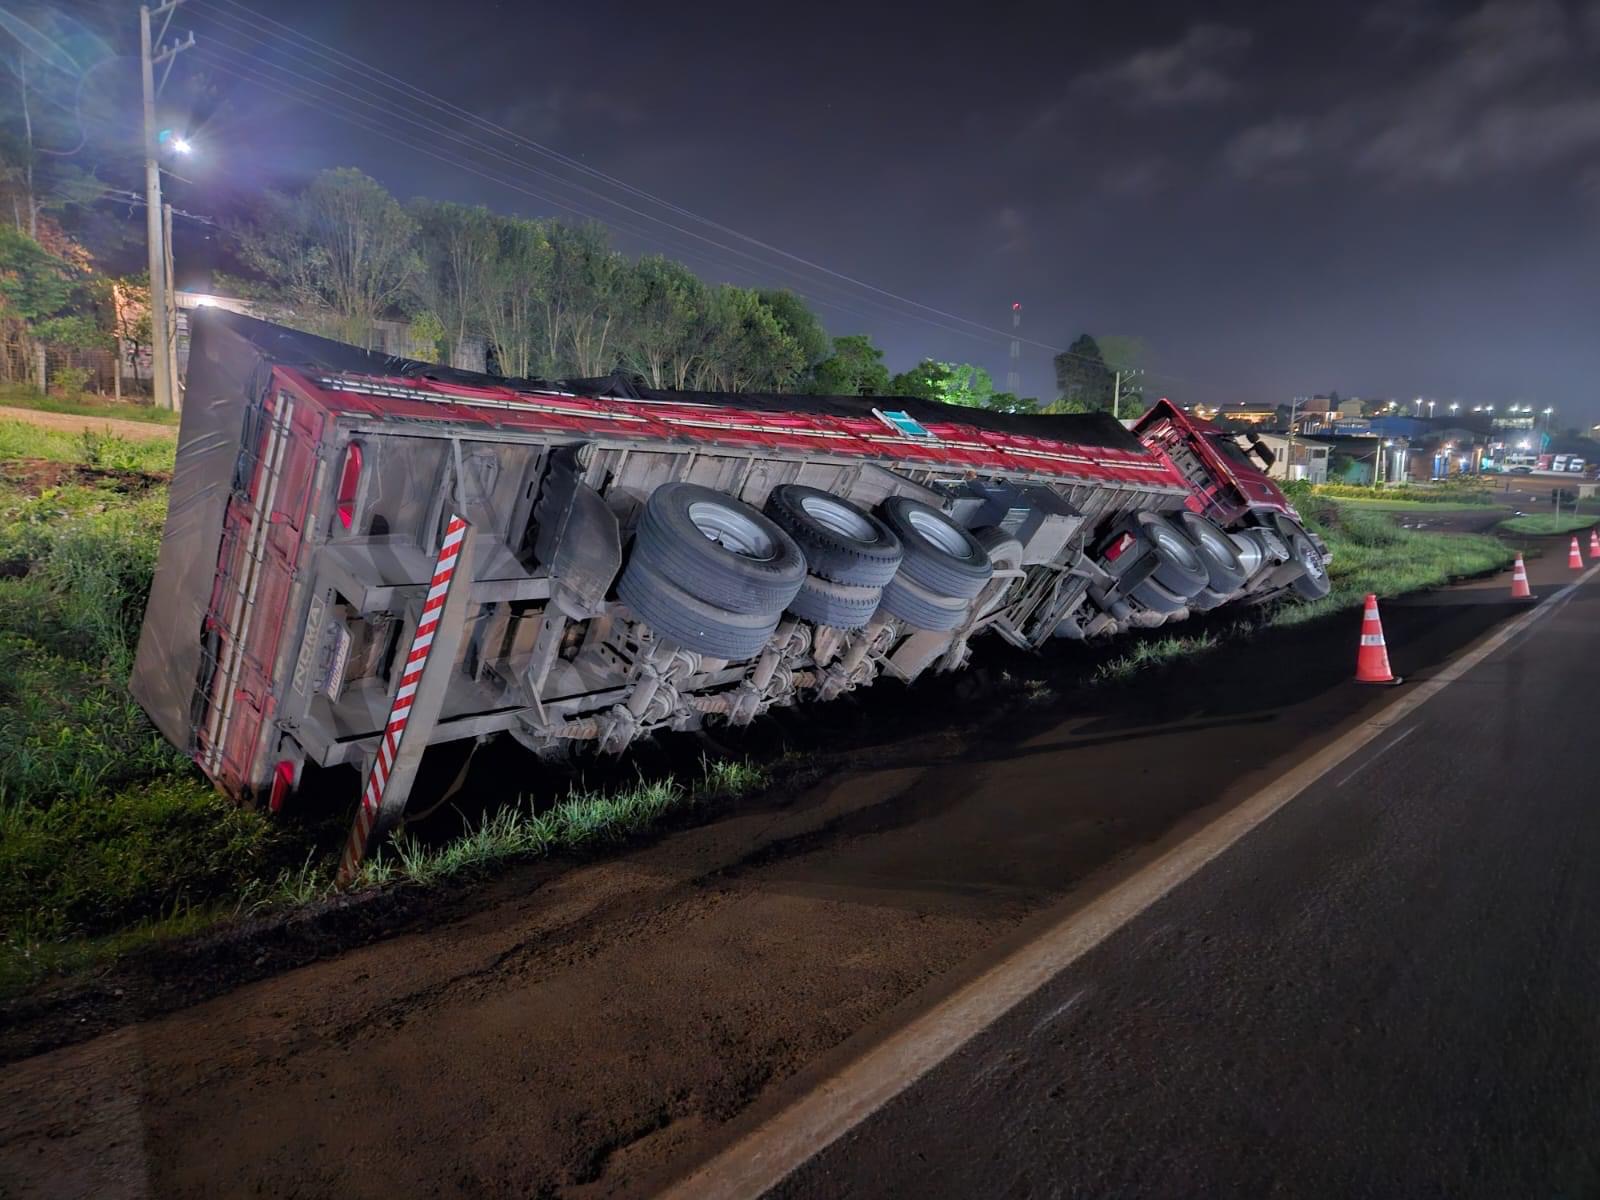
(171, 137, 193, 155)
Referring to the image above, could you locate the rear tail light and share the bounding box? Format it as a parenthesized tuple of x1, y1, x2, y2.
(268, 759, 295, 813)
(1103, 531, 1136, 562)
(336, 441, 364, 530)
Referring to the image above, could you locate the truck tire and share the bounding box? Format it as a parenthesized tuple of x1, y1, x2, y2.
(1177, 512, 1247, 595)
(763, 485, 903, 587)
(1187, 587, 1232, 612)
(876, 497, 993, 600)
(878, 572, 970, 632)
(1132, 576, 1188, 615)
(629, 483, 806, 615)
(1133, 512, 1209, 599)
(618, 560, 781, 660)
(1283, 525, 1332, 600)
(787, 574, 881, 629)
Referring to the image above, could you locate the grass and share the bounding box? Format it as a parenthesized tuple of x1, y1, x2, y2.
(1320, 496, 1491, 512)
(1498, 513, 1599, 536)
(1091, 632, 1221, 683)
(0, 418, 176, 474)
(0, 384, 180, 426)
(237, 755, 772, 913)
(1292, 479, 1493, 506)
(1271, 501, 1515, 627)
(0, 451, 288, 995)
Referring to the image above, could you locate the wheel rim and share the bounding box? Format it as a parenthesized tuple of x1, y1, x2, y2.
(1150, 524, 1202, 572)
(1196, 525, 1235, 565)
(799, 493, 876, 543)
(687, 501, 777, 561)
(906, 508, 970, 558)
(1296, 537, 1324, 580)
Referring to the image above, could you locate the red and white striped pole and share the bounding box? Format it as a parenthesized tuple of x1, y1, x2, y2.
(338, 515, 470, 886)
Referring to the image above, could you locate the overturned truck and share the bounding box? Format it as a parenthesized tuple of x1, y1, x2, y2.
(132, 311, 1329, 860)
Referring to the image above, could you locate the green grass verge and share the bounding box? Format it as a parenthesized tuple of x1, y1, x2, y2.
(0, 384, 180, 425)
(238, 756, 772, 913)
(0, 418, 176, 473)
(1321, 496, 1491, 512)
(0, 461, 287, 996)
(1290, 479, 1493, 506)
(1092, 632, 1220, 683)
(1272, 502, 1515, 627)
(1498, 513, 1599, 536)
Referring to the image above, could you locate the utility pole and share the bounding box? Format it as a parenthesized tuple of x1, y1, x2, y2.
(1284, 395, 1300, 481)
(1111, 368, 1141, 421)
(140, 2, 193, 411)
(1007, 302, 1021, 399)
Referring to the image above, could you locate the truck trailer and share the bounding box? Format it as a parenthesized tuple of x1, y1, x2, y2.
(131, 310, 1330, 865)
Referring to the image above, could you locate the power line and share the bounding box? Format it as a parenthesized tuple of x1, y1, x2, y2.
(179, 3, 1235, 396)
(187, 16, 1035, 358)
(195, 0, 1074, 355)
(187, 45, 1044, 354)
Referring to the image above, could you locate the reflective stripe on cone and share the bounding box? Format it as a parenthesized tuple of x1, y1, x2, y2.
(1510, 554, 1533, 600)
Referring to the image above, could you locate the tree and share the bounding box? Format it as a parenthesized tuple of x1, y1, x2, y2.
(237, 168, 418, 348)
(890, 360, 996, 409)
(410, 200, 496, 367)
(756, 289, 828, 387)
(0, 223, 72, 385)
(480, 215, 550, 379)
(809, 334, 890, 395)
(617, 254, 705, 388)
(987, 392, 1038, 414)
(694, 285, 804, 392)
(1053, 334, 1115, 412)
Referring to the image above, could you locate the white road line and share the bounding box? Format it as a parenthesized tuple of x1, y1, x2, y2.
(664, 562, 1600, 1200)
(1333, 723, 1420, 789)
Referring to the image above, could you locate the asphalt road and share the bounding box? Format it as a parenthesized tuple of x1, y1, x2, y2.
(770, 565, 1600, 1198)
(0, 542, 1586, 1199)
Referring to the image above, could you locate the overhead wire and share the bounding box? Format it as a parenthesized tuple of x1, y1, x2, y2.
(178, 0, 1234, 396)
(194, 0, 1078, 355)
(185, 43, 1043, 352)
(183, 17, 1042, 357)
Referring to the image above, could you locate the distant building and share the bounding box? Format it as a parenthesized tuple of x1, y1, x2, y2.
(1336, 399, 1365, 419)
(1196, 403, 1279, 427)
(1253, 431, 1331, 483)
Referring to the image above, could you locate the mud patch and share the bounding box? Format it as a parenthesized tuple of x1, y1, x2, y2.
(0, 456, 171, 496)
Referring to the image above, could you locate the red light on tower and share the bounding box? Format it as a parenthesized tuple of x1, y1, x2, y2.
(1011, 302, 1021, 311)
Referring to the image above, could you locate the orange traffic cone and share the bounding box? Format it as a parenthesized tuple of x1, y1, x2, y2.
(1570, 537, 1584, 570)
(1589, 529, 1599, 559)
(1355, 593, 1401, 685)
(1510, 554, 1533, 600)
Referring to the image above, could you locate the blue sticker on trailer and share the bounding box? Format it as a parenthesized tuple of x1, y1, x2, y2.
(874, 408, 933, 439)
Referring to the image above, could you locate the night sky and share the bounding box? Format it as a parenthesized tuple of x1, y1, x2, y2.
(166, 0, 1600, 424)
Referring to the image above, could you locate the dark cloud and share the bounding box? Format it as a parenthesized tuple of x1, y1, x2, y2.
(1228, 0, 1600, 185)
(1078, 24, 1254, 108)
(1097, 157, 1171, 197)
(184, 0, 1600, 425)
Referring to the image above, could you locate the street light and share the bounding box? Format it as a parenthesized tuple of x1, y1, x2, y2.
(1427, 400, 1435, 418)
(171, 135, 193, 155)
(1449, 402, 1459, 414)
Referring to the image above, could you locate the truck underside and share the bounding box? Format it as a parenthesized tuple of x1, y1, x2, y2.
(132, 311, 1329, 854)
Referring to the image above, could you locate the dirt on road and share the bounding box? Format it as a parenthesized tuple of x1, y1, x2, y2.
(0, 405, 178, 443)
(0, 553, 1554, 1199)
